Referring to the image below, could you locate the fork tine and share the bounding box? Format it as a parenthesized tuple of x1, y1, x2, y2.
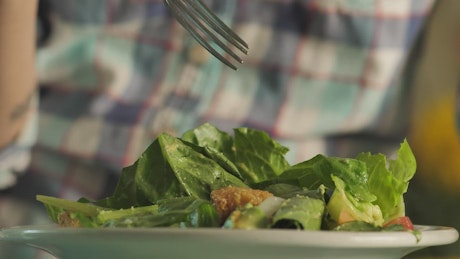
(176, 0, 244, 63)
(188, 0, 249, 54)
(164, 0, 238, 70)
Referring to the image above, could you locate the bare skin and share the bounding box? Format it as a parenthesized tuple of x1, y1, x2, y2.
(0, 0, 38, 149)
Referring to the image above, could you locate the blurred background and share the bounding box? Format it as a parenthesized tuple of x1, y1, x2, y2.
(0, 0, 460, 258)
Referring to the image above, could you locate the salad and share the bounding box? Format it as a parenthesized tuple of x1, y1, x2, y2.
(37, 123, 417, 233)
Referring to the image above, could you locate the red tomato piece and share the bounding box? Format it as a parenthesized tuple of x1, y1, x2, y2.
(384, 216, 414, 230)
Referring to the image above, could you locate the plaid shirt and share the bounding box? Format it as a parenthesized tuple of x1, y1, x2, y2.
(0, 0, 440, 257)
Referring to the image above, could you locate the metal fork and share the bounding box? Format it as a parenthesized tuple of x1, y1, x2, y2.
(164, 0, 249, 70)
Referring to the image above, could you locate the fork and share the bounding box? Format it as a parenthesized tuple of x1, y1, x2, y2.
(164, 0, 249, 70)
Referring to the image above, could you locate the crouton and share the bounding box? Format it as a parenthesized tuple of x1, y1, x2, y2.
(211, 186, 273, 222)
(57, 211, 81, 227)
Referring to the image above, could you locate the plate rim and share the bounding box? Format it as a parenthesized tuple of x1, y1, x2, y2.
(1, 224, 458, 249)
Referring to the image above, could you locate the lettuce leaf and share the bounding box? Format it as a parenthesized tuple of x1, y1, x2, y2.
(181, 125, 243, 180)
(233, 128, 290, 183)
(326, 175, 384, 227)
(105, 197, 220, 228)
(98, 132, 247, 209)
(272, 196, 325, 230)
(356, 139, 416, 221)
(36, 123, 417, 233)
(223, 205, 269, 229)
(182, 123, 235, 162)
(278, 155, 376, 202)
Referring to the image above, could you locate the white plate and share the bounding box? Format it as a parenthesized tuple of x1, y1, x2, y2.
(0, 225, 458, 259)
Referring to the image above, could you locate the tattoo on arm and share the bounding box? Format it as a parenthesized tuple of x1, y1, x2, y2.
(10, 92, 33, 122)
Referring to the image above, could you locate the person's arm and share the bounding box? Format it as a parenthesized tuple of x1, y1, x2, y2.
(0, 0, 38, 149)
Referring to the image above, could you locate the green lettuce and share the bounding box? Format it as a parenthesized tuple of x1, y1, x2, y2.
(326, 175, 384, 227)
(233, 128, 290, 184)
(223, 204, 269, 229)
(355, 139, 416, 221)
(105, 197, 220, 228)
(36, 123, 417, 233)
(277, 155, 376, 202)
(272, 196, 325, 230)
(97, 132, 247, 209)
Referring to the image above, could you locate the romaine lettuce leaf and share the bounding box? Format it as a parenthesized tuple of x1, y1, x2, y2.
(278, 155, 376, 202)
(355, 139, 416, 221)
(233, 128, 290, 183)
(182, 123, 236, 162)
(36, 123, 418, 233)
(37, 195, 105, 224)
(99, 132, 247, 209)
(159, 134, 247, 197)
(105, 197, 220, 228)
(326, 176, 384, 227)
(97, 135, 190, 209)
(272, 196, 325, 230)
(223, 204, 269, 229)
(95, 163, 152, 209)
